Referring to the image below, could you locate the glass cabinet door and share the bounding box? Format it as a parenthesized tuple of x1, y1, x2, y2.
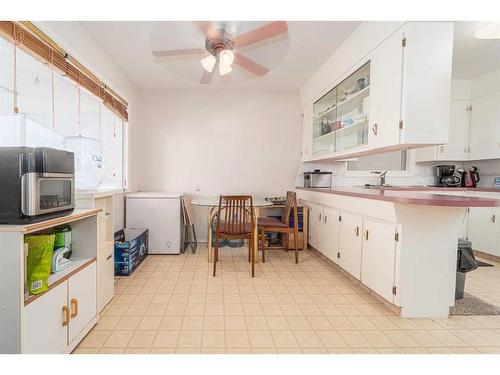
(311, 61, 370, 157)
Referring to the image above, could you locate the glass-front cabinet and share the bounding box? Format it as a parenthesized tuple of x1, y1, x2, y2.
(312, 61, 371, 157)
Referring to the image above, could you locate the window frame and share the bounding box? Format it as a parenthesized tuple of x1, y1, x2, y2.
(344, 149, 416, 178)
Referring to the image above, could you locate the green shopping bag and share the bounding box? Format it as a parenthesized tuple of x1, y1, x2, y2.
(25, 234, 55, 295)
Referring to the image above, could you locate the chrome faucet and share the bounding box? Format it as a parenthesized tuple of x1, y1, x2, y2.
(371, 170, 388, 186)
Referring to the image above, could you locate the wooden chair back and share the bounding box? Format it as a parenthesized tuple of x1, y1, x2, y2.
(281, 191, 297, 225)
(216, 195, 255, 235)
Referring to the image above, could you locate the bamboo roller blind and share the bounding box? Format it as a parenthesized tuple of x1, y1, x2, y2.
(0, 21, 128, 122)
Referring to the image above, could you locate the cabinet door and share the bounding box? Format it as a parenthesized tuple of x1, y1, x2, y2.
(369, 29, 404, 149)
(302, 103, 313, 162)
(438, 100, 470, 160)
(98, 243, 115, 312)
(339, 212, 363, 279)
(68, 262, 97, 343)
(361, 219, 398, 302)
(23, 281, 68, 353)
(469, 92, 500, 160)
(308, 203, 323, 251)
(467, 207, 500, 256)
(321, 206, 340, 263)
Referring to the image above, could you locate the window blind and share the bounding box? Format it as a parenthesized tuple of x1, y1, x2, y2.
(0, 21, 128, 122)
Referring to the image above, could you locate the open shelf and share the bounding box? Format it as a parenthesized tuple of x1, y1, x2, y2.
(24, 257, 96, 306)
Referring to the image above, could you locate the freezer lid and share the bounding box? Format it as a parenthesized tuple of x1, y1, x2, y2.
(126, 191, 184, 199)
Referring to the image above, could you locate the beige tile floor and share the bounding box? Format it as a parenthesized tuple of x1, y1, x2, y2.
(466, 256, 500, 308)
(74, 245, 500, 354)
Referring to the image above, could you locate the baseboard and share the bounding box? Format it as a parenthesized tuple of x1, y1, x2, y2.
(473, 249, 500, 263)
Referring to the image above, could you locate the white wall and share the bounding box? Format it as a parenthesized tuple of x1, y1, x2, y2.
(34, 21, 141, 230)
(138, 88, 302, 239)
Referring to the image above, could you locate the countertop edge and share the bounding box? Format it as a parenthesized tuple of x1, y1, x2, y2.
(296, 187, 500, 208)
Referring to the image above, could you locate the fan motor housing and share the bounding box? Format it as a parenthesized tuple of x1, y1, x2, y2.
(205, 29, 234, 56)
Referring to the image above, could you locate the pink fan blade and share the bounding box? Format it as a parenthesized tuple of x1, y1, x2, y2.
(193, 21, 217, 38)
(200, 69, 213, 84)
(233, 21, 288, 49)
(152, 48, 206, 57)
(234, 53, 269, 77)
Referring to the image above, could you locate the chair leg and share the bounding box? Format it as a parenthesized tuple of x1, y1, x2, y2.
(284, 234, 289, 251)
(261, 226, 266, 263)
(213, 235, 219, 277)
(294, 228, 298, 264)
(248, 239, 251, 262)
(250, 234, 255, 278)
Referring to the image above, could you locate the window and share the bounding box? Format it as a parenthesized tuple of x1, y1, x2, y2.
(0, 35, 125, 191)
(347, 150, 408, 172)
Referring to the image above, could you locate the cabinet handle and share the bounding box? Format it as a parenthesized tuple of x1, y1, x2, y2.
(62, 305, 70, 326)
(324, 215, 327, 223)
(70, 298, 79, 318)
(492, 215, 496, 223)
(364, 230, 369, 241)
(318, 213, 322, 221)
(106, 254, 113, 261)
(354, 226, 360, 236)
(372, 124, 378, 135)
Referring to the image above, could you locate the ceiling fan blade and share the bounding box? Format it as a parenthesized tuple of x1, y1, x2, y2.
(233, 21, 288, 49)
(193, 21, 217, 39)
(234, 53, 269, 77)
(152, 48, 206, 57)
(200, 69, 214, 84)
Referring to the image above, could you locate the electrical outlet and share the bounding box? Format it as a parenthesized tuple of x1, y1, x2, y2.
(196, 184, 200, 192)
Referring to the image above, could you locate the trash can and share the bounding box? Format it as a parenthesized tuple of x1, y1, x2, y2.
(456, 239, 478, 299)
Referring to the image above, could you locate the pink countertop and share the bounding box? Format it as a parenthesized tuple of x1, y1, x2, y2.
(296, 186, 500, 207)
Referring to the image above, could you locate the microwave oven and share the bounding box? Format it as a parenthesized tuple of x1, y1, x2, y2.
(0, 147, 75, 224)
(304, 170, 333, 188)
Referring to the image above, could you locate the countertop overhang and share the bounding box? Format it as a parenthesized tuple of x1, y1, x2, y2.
(296, 186, 500, 207)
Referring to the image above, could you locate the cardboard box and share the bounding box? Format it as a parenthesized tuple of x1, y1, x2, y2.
(114, 228, 149, 276)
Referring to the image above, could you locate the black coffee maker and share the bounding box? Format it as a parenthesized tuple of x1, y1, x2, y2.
(436, 165, 461, 187)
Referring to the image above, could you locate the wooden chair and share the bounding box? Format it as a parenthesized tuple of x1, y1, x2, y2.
(258, 191, 299, 263)
(213, 195, 256, 277)
(181, 195, 198, 254)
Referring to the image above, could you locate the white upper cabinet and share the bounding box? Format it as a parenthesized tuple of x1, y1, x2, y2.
(369, 29, 404, 149)
(469, 91, 500, 160)
(302, 22, 454, 161)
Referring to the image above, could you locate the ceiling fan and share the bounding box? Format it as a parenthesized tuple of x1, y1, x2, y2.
(152, 21, 288, 84)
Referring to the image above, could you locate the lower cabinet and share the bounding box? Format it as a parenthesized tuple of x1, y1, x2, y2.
(468, 207, 500, 257)
(361, 218, 399, 302)
(321, 206, 340, 263)
(23, 262, 97, 353)
(306, 201, 399, 304)
(308, 203, 323, 250)
(338, 212, 363, 279)
(68, 264, 97, 343)
(98, 243, 115, 312)
(23, 281, 68, 354)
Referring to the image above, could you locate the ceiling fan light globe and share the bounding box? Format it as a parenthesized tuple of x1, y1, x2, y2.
(474, 22, 500, 39)
(201, 55, 216, 72)
(219, 61, 233, 76)
(219, 49, 235, 65)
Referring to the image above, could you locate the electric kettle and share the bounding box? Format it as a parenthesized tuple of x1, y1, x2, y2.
(459, 167, 480, 188)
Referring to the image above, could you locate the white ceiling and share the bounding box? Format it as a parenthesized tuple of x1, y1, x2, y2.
(452, 21, 500, 79)
(80, 21, 361, 91)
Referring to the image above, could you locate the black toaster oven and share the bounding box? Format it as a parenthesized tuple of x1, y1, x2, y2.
(0, 147, 75, 224)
